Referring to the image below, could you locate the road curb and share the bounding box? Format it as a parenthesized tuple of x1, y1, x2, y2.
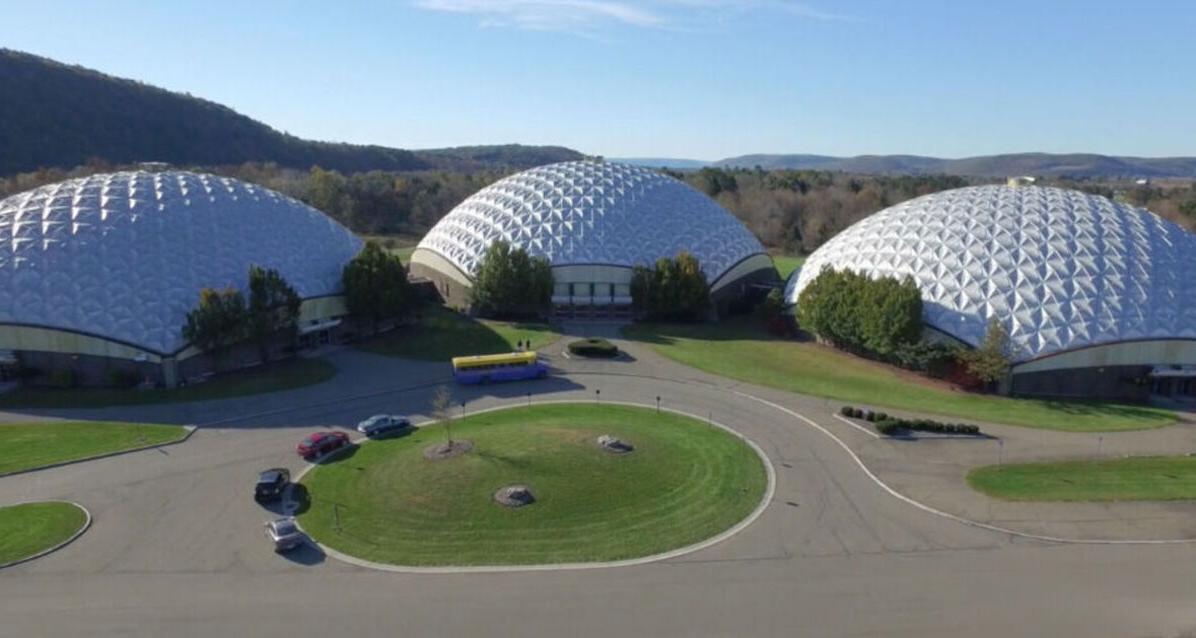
(0, 500, 92, 570)
(0, 425, 196, 479)
(734, 390, 1196, 546)
(287, 399, 776, 574)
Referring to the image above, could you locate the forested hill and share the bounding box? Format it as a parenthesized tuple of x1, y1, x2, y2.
(0, 49, 583, 175)
(716, 153, 1196, 178)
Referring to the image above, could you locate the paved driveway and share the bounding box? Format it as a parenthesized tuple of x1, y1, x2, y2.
(2, 336, 1196, 637)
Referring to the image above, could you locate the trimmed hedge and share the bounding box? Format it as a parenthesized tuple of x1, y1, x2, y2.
(841, 406, 982, 436)
(567, 338, 620, 358)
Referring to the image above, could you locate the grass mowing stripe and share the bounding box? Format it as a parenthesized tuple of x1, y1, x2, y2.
(0, 422, 187, 475)
(359, 305, 559, 361)
(623, 318, 1175, 433)
(967, 456, 1196, 502)
(300, 403, 765, 565)
(0, 358, 335, 409)
(0, 502, 88, 565)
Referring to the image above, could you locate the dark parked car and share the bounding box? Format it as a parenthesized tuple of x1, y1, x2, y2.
(356, 414, 412, 438)
(254, 467, 291, 502)
(296, 431, 351, 459)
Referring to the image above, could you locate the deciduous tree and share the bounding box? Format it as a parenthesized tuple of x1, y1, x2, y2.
(182, 286, 248, 371)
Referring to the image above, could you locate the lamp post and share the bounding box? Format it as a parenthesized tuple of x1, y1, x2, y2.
(997, 438, 1004, 466)
(595, 389, 600, 404)
(460, 401, 465, 420)
(655, 396, 661, 414)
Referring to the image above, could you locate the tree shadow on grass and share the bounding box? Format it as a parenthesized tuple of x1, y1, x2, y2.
(361, 306, 555, 361)
(1035, 398, 1171, 422)
(619, 316, 783, 346)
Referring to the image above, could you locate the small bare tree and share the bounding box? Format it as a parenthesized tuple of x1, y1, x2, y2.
(431, 384, 453, 446)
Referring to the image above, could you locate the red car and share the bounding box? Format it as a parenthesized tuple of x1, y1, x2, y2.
(297, 431, 351, 459)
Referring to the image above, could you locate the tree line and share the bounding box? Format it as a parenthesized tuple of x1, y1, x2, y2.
(5, 162, 1196, 256)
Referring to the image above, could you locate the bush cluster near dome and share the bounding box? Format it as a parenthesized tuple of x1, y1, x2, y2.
(0, 170, 362, 389)
(786, 184, 1196, 401)
(298, 403, 766, 566)
(567, 338, 619, 358)
(411, 161, 776, 318)
(840, 406, 982, 437)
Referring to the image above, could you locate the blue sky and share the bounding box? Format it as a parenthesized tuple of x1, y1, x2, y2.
(2, 0, 1193, 160)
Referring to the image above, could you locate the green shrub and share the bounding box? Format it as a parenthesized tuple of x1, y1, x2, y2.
(875, 419, 902, 436)
(840, 405, 854, 417)
(874, 412, 888, 422)
(567, 338, 619, 358)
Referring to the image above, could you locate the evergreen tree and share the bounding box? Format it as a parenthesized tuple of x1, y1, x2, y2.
(342, 241, 414, 334)
(470, 241, 552, 318)
(246, 265, 301, 364)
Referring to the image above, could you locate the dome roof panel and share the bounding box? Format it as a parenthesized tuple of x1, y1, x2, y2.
(784, 185, 1196, 361)
(417, 161, 765, 284)
(0, 171, 362, 354)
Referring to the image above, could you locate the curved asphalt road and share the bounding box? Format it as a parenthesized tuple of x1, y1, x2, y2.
(2, 332, 1196, 637)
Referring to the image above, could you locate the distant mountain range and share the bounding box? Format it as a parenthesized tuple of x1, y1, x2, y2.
(618, 153, 1196, 178)
(0, 49, 583, 176)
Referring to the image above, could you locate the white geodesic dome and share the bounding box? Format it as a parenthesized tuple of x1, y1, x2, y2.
(416, 161, 766, 285)
(0, 171, 362, 354)
(785, 185, 1196, 362)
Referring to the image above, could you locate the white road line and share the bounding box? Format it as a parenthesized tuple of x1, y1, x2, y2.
(831, 413, 881, 439)
(733, 390, 1196, 546)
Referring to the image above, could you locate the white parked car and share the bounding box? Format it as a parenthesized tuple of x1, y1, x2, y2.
(264, 517, 304, 553)
(356, 414, 412, 437)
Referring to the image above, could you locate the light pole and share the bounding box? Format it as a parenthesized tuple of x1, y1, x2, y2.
(997, 438, 1004, 466)
(1097, 435, 1103, 456)
(460, 401, 465, 419)
(655, 396, 661, 414)
(595, 389, 600, 404)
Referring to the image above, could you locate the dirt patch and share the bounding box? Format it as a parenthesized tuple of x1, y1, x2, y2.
(596, 434, 634, 454)
(494, 484, 535, 508)
(422, 440, 474, 461)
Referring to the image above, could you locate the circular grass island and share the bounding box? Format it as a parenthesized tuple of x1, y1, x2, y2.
(0, 501, 89, 567)
(298, 403, 768, 567)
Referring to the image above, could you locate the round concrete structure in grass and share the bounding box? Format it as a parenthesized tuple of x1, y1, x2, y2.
(297, 403, 769, 568)
(785, 184, 1196, 401)
(0, 171, 362, 386)
(411, 160, 775, 313)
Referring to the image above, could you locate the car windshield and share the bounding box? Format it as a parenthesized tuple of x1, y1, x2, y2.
(274, 521, 297, 535)
(258, 471, 279, 482)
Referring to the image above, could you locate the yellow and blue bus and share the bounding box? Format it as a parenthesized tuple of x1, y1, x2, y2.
(451, 351, 548, 385)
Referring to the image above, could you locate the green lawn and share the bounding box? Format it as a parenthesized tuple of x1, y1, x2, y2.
(622, 318, 1175, 432)
(0, 502, 88, 565)
(359, 305, 560, 361)
(968, 456, 1196, 501)
(0, 357, 335, 409)
(771, 254, 805, 280)
(299, 403, 767, 566)
(0, 421, 188, 475)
